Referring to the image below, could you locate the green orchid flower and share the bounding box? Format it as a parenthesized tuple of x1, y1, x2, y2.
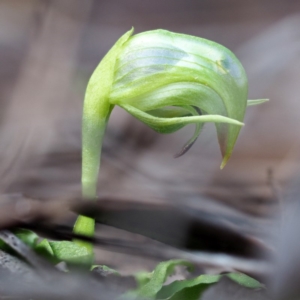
(73, 28, 267, 253)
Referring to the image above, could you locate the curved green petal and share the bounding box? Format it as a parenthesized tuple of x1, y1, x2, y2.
(120, 103, 244, 130)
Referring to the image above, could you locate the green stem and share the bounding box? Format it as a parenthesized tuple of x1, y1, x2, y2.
(73, 115, 107, 253)
(73, 88, 112, 253)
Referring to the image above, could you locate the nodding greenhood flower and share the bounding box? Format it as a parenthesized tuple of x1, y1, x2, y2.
(74, 28, 267, 245)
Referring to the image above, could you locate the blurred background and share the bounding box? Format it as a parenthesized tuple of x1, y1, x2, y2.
(1, 0, 300, 271)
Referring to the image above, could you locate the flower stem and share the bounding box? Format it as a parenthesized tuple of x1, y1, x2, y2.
(73, 106, 110, 254)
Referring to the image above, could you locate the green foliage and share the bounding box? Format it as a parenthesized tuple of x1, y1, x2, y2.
(13, 228, 39, 247)
(156, 274, 221, 299)
(129, 260, 263, 300)
(35, 239, 92, 267)
(226, 272, 263, 289)
(135, 271, 153, 288)
(0, 229, 92, 268)
(0, 232, 264, 299)
(132, 260, 193, 298)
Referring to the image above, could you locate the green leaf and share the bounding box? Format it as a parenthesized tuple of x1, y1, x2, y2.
(134, 271, 153, 288)
(34, 238, 56, 262)
(14, 229, 39, 247)
(131, 268, 263, 300)
(49, 241, 92, 266)
(226, 272, 263, 289)
(167, 284, 212, 300)
(155, 272, 263, 300)
(35, 239, 92, 267)
(157, 274, 220, 299)
(133, 259, 193, 299)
